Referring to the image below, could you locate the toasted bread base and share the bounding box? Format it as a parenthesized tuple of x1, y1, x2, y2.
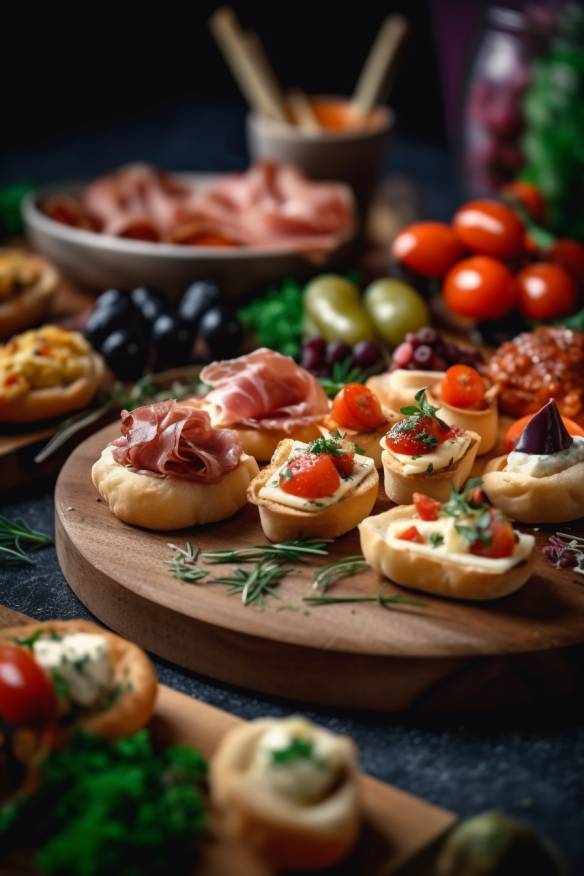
(428, 385, 499, 455)
(359, 506, 535, 601)
(92, 446, 259, 530)
(0, 254, 58, 340)
(381, 431, 480, 505)
(320, 413, 398, 468)
(247, 439, 379, 541)
(0, 619, 157, 740)
(483, 456, 584, 523)
(210, 719, 360, 871)
(0, 351, 105, 423)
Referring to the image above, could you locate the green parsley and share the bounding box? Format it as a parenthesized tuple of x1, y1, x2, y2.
(270, 737, 324, 768)
(400, 388, 442, 420)
(429, 533, 444, 548)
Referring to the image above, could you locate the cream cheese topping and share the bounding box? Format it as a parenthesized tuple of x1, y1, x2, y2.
(33, 632, 112, 708)
(259, 440, 375, 512)
(383, 432, 471, 476)
(506, 435, 584, 478)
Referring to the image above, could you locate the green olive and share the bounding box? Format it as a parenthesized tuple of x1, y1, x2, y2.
(304, 275, 377, 344)
(363, 278, 429, 347)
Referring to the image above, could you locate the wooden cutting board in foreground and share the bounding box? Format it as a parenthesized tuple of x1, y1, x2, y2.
(55, 423, 584, 712)
(0, 604, 454, 876)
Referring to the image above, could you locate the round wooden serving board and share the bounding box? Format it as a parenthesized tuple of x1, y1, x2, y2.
(55, 423, 584, 711)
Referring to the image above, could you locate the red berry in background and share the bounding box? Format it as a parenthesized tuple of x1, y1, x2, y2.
(392, 222, 464, 278)
(443, 256, 518, 321)
(548, 240, 584, 285)
(501, 180, 546, 225)
(453, 200, 524, 260)
(517, 263, 578, 321)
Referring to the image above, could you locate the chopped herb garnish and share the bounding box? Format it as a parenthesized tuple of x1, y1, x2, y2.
(270, 737, 324, 768)
(429, 533, 444, 548)
(210, 560, 291, 607)
(426, 463, 434, 473)
(165, 543, 208, 584)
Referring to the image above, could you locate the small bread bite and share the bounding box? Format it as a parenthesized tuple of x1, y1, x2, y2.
(380, 389, 480, 505)
(0, 325, 105, 423)
(359, 480, 535, 601)
(248, 433, 379, 541)
(193, 348, 329, 462)
(321, 382, 399, 467)
(0, 250, 57, 339)
(483, 399, 584, 523)
(210, 716, 360, 871)
(429, 365, 498, 455)
(0, 619, 157, 742)
(92, 400, 259, 530)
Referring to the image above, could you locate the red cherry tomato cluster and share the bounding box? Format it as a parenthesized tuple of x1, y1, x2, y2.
(392, 188, 583, 324)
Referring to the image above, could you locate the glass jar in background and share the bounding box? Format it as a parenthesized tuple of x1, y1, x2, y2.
(462, 6, 543, 196)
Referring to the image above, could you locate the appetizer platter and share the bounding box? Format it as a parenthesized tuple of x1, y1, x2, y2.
(0, 604, 455, 875)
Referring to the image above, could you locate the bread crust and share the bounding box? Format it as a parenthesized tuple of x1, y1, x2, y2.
(428, 384, 499, 455)
(320, 412, 399, 468)
(92, 445, 259, 530)
(483, 455, 584, 523)
(247, 439, 379, 541)
(366, 369, 443, 413)
(0, 619, 157, 740)
(0, 253, 57, 339)
(359, 505, 535, 601)
(381, 431, 481, 505)
(210, 719, 360, 871)
(0, 351, 105, 423)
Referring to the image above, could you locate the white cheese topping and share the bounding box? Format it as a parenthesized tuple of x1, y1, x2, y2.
(259, 440, 375, 512)
(383, 432, 471, 476)
(248, 718, 345, 805)
(385, 516, 534, 572)
(506, 436, 584, 478)
(33, 632, 112, 708)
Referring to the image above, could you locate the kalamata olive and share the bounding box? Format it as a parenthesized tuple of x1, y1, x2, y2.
(94, 288, 129, 312)
(138, 296, 170, 326)
(151, 314, 194, 371)
(325, 341, 352, 368)
(101, 330, 148, 381)
(131, 286, 167, 309)
(301, 337, 327, 372)
(84, 304, 131, 350)
(178, 281, 222, 328)
(199, 306, 243, 359)
(352, 340, 384, 370)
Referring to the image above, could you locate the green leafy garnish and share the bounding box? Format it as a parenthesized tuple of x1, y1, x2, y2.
(238, 278, 304, 358)
(429, 533, 444, 548)
(271, 738, 324, 768)
(0, 730, 207, 876)
(318, 358, 374, 399)
(0, 516, 52, 566)
(313, 555, 369, 592)
(165, 543, 208, 584)
(399, 388, 442, 419)
(211, 560, 291, 607)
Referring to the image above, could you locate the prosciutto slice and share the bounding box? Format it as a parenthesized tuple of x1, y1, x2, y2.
(111, 400, 242, 483)
(200, 348, 329, 432)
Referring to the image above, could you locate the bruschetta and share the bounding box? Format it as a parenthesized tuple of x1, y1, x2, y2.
(320, 383, 398, 467)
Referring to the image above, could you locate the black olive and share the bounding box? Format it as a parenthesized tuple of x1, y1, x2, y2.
(199, 306, 243, 359)
(101, 330, 148, 381)
(178, 281, 222, 329)
(84, 303, 132, 350)
(138, 296, 170, 326)
(131, 286, 168, 310)
(94, 288, 129, 311)
(151, 314, 194, 371)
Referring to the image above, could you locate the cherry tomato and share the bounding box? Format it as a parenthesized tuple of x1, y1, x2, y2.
(517, 263, 578, 321)
(453, 200, 524, 260)
(385, 415, 451, 456)
(332, 383, 386, 432)
(548, 240, 584, 284)
(503, 414, 584, 454)
(392, 222, 464, 278)
(440, 365, 486, 410)
(443, 256, 518, 320)
(501, 181, 545, 224)
(398, 525, 424, 543)
(330, 450, 355, 477)
(0, 643, 57, 728)
(469, 509, 515, 559)
(280, 453, 340, 499)
(413, 492, 442, 521)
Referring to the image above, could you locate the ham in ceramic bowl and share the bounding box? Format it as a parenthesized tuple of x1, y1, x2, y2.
(24, 162, 356, 298)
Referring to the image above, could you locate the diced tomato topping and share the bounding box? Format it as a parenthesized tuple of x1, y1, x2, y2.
(332, 383, 386, 432)
(398, 525, 425, 543)
(385, 415, 452, 456)
(413, 492, 442, 521)
(280, 453, 341, 499)
(469, 509, 516, 559)
(331, 451, 354, 477)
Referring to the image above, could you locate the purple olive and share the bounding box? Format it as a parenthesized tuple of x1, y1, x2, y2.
(325, 341, 352, 368)
(301, 338, 327, 372)
(415, 327, 438, 346)
(352, 341, 384, 370)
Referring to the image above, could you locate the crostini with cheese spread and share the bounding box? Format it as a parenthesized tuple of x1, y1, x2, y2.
(0, 250, 57, 340)
(359, 480, 535, 601)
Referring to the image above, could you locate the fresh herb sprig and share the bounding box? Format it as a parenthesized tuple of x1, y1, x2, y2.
(0, 516, 52, 566)
(400, 388, 442, 420)
(201, 537, 331, 565)
(303, 586, 426, 610)
(211, 560, 291, 607)
(165, 543, 208, 583)
(319, 357, 376, 399)
(313, 555, 369, 592)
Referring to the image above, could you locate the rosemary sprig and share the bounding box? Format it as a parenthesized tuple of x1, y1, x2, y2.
(313, 555, 369, 592)
(303, 585, 426, 610)
(0, 516, 52, 566)
(210, 560, 291, 607)
(201, 538, 331, 564)
(319, 357, 380, 399)
(165, 542, 208, 583)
